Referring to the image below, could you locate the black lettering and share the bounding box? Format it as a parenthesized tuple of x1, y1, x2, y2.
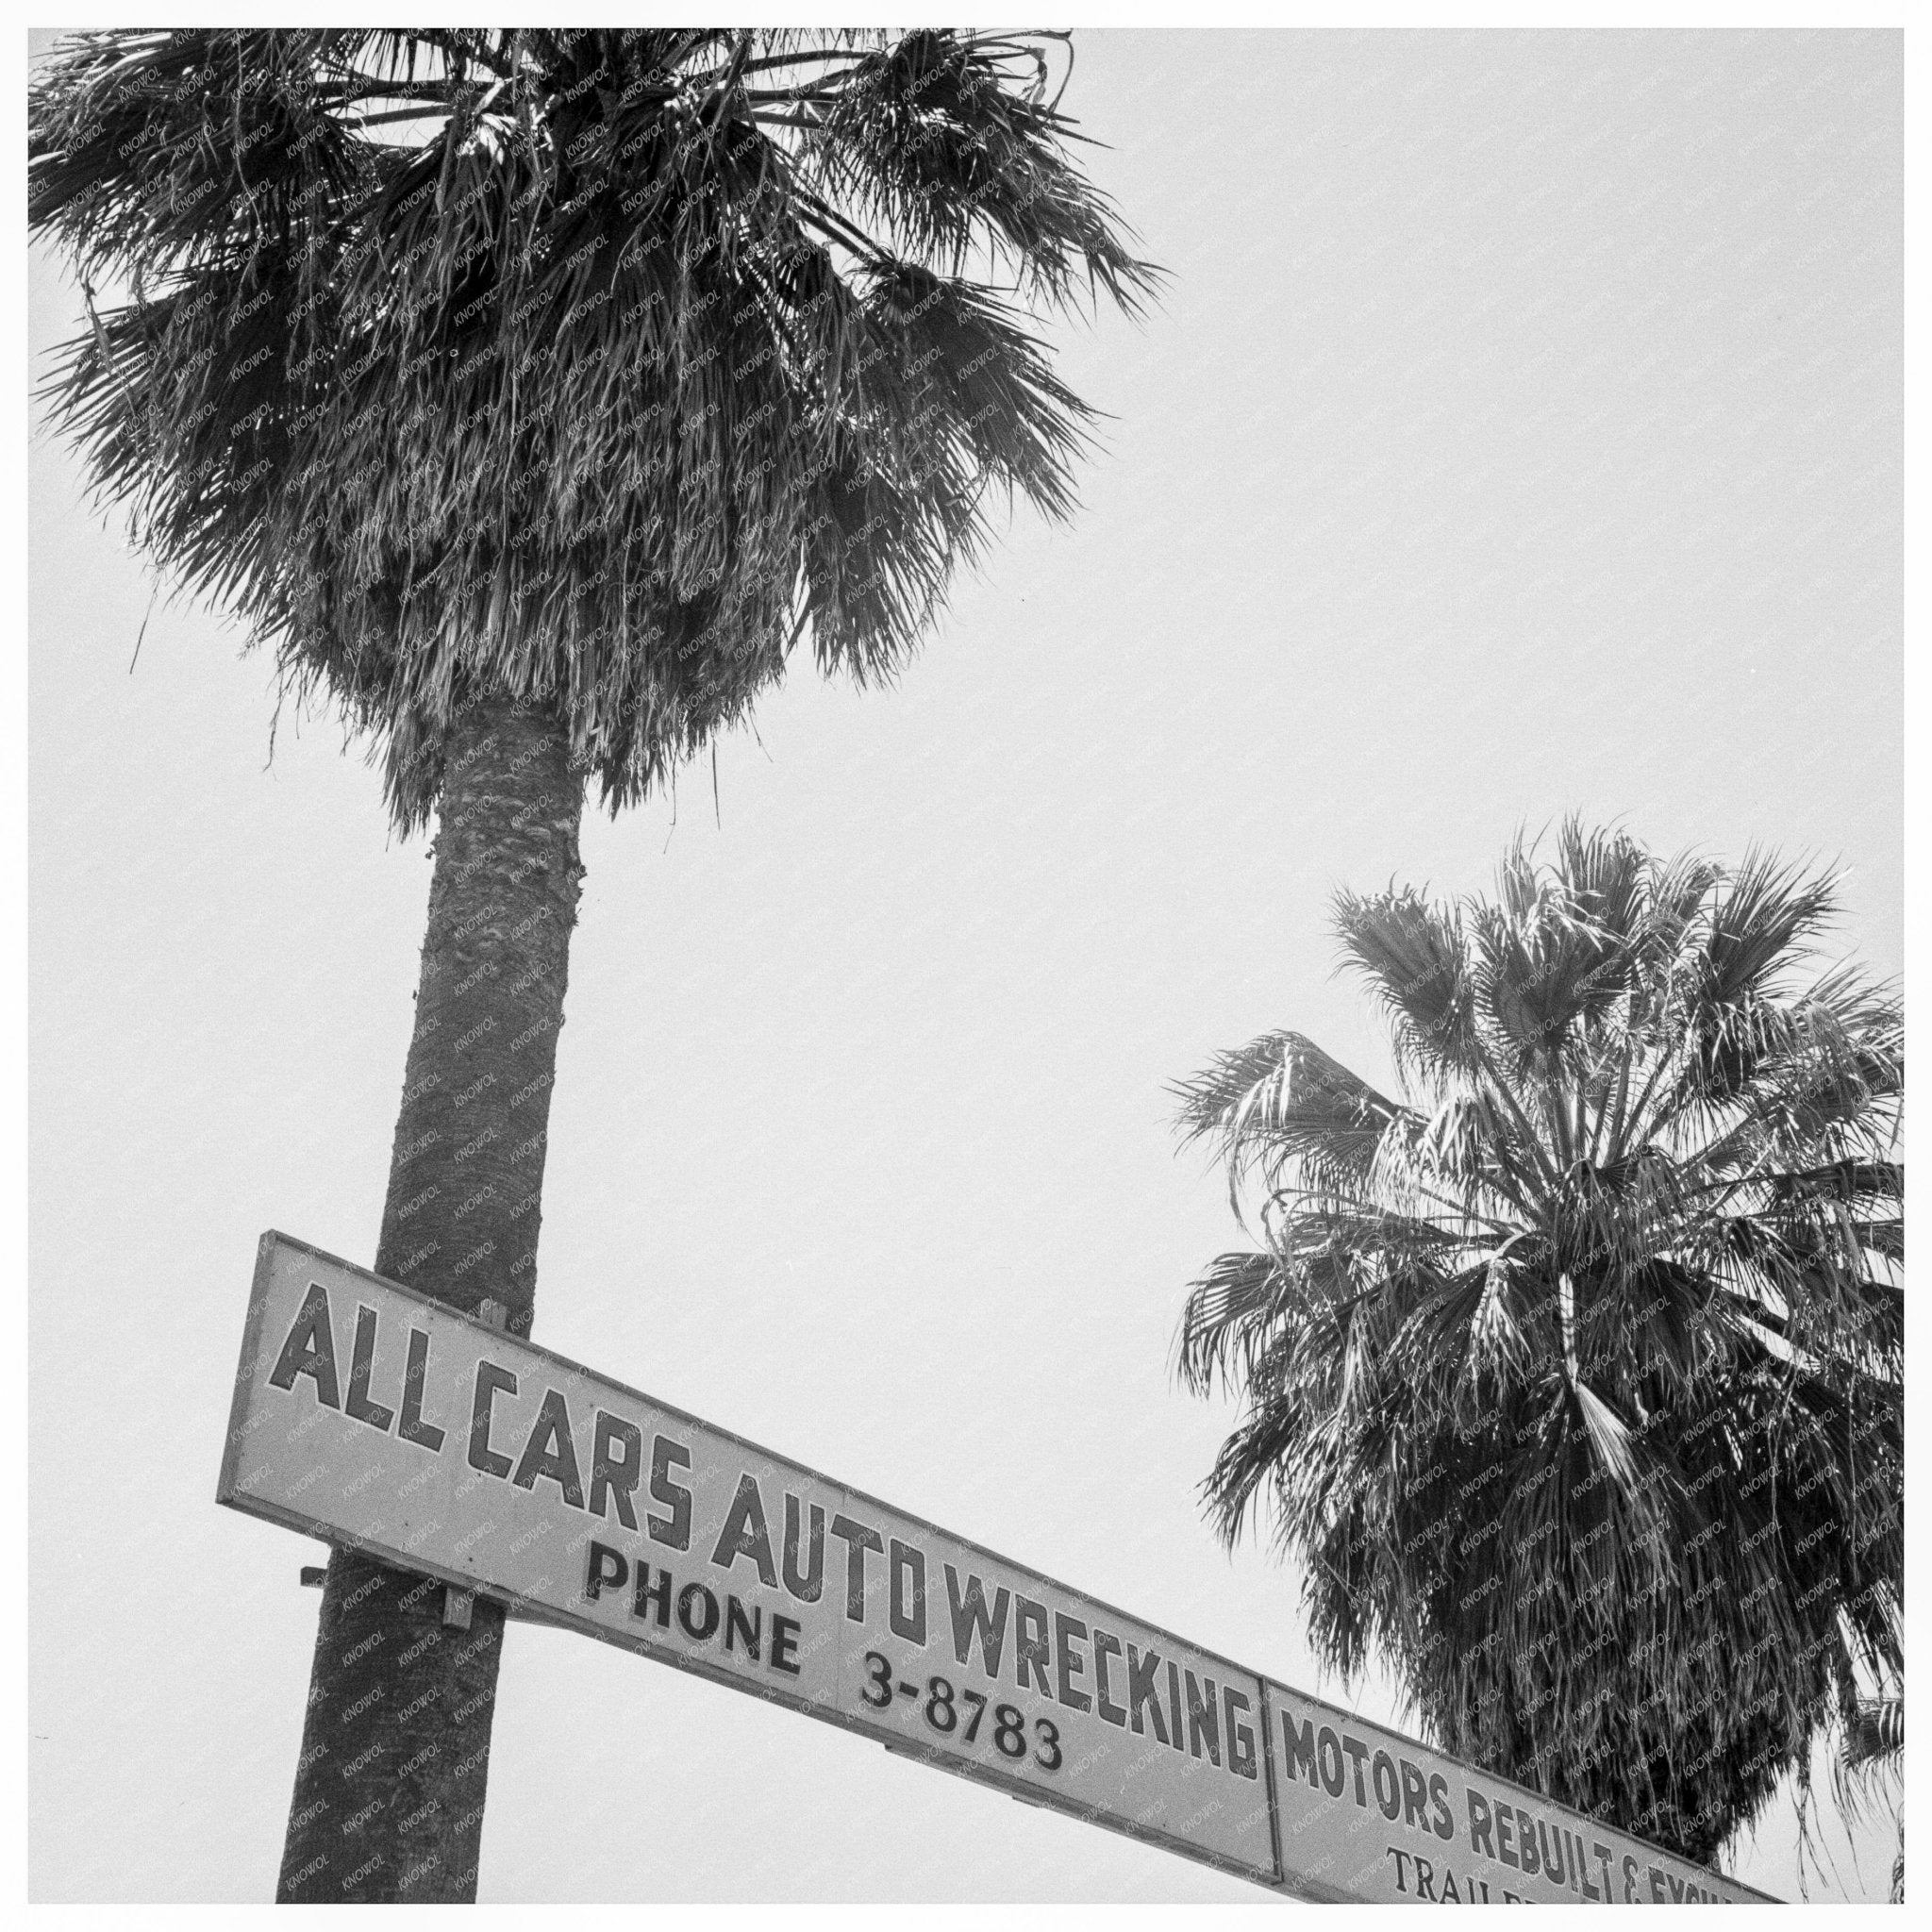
(1373, 1751, 1401, 1821)
(1342, 1733, 1371, 1807)
(771, 1612, 802, 1675)
(1224, 1686, 1257, 1779)
(1518, 1806, 1541, 1878)
(945, 1566, 1009, 1677)
(1430, 1772, 1454, 1840)
(1400, 1757, 1431, 1831)
(632, 1560, 672, 1626)
(889, 1540, 926, 1644)
(710, 1474, 778, 1587)
(343, 1307, 395, 1431)
(585, 1541, 628, 1602)
(724, 1595, 761, 1661)
(1387, 1847, 1411, 1893)
(1467, 1789, 1496, 1857)
(1591, 1842, 1614, 1902)
(677, 1582, 720, 1641)
(1284, 1716, 1320, 1786)
(397, 1327, 444, 1451)
(589, 1411, 641, 1528)
(647, 1436, 691, 1549)
(511, 1388, 585, 1507)
(782, 1494, 824, 1602)
(828, 1514, 883, 1622)
(1092, 1628, 1126, 1725)
(1013, 1597, 1052, 1694)
(1055, 1613, 1091, 1712)
(1317, 1725, 1345, 1796)
(1185, 1671, 1220, 1765)
(1125, 1642, 1169, 1744)
(268, 1281, 341, 1408)
(468, 1361, 517, 1477)
(1538, 1818, 1566, 1885)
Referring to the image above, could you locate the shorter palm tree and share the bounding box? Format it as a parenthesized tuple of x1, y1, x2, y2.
(1174, 821, 1902, 1867)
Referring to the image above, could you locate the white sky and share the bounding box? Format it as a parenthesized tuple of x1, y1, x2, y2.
(28, 27, 1902, 1904)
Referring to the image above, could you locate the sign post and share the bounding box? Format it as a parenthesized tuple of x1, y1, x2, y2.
(220, 1232, 1776, 1904)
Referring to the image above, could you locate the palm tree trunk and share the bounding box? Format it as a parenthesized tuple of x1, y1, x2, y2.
(276, 691, 585, 1903)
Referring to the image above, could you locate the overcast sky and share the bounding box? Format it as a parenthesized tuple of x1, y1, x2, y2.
(29, 27, 1901, 1904)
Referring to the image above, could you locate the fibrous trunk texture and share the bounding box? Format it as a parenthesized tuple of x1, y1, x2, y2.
(277, 693, 584, 1903)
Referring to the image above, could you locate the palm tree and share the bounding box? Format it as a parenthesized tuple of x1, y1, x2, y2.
(1173, 821, 1902, 1871)
(31, 28, 1153, 1902)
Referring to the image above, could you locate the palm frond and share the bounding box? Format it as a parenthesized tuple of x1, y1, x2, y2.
(31, 27, 1157, 831)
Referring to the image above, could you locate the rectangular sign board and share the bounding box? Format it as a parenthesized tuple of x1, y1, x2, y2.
(220, 1234, 1276, 1888)
(1260, 1679, 1766, 1904)
(219, 1233, 1774, 1903)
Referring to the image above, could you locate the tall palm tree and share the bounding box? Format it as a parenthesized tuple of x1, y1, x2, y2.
(1173, 821, 1902, 1870)
(31, 27, 1153, 1902)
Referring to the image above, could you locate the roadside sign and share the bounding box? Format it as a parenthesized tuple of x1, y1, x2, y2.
(1260, 1679, 1761, 1904)
(219, 1232, 1775, 1903)
(220, 1234, 1275, 1887)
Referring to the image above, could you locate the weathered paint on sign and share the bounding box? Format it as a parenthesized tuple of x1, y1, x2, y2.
(219, 1234, 1276, 1888)
(220, 1232, 1776, 1902)
(1260, 1679, 1771, 1903)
